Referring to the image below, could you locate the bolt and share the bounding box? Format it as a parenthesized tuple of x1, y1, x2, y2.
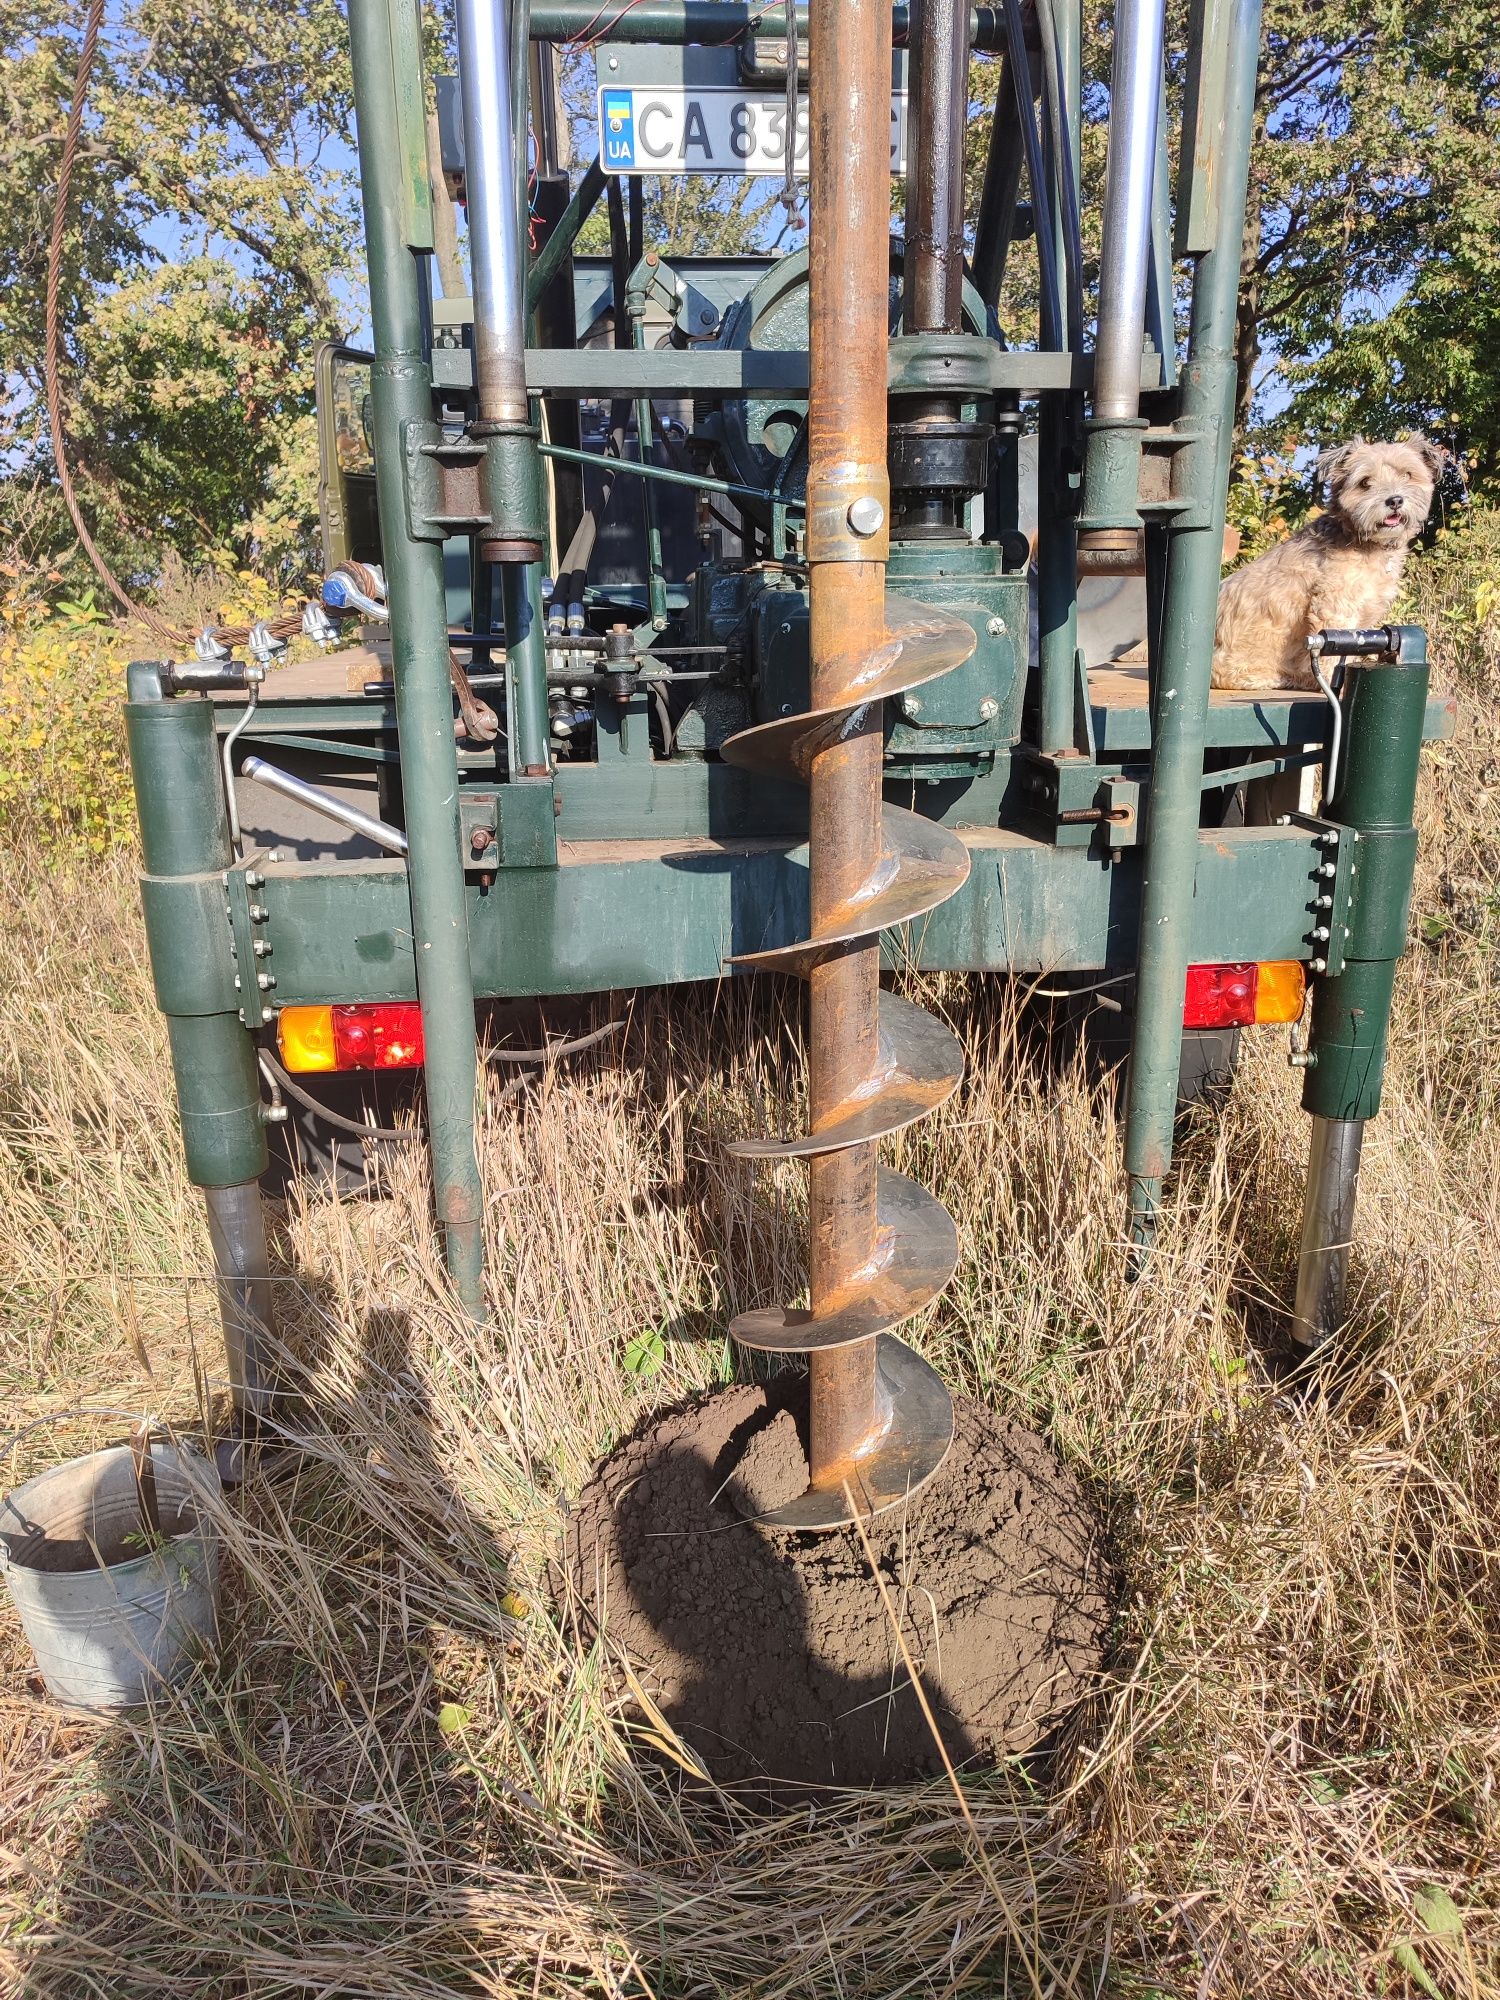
(900, 694, 922, 718)
(846, 496, 885, 538)
(1311, 956, 1327, 973)
(253, 940, 272, 958)
(248, 904, 268, 923)
(266, 849, 282, 865)
(1313, 925, 1330, 941)
(986, 615, 1007, 637)
(978, 696, 999, 721)
(256, 972, 276, 991)
(779, 621, 792, 636)
(244, 870, 263, 888)
(1318, 862, 1337, 878)
(1276, 814, 1292, 826)
(470, 825, 495, 857)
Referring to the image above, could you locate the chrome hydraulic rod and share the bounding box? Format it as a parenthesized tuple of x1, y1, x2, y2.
(240, 756, 411, 856)
(1291, 1116, 1364, 1349)
(454, 0, 530, 426)
(1092, 0, 1167, 420)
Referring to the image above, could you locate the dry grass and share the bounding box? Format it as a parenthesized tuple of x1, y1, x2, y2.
(3, 551, 1500, 1994)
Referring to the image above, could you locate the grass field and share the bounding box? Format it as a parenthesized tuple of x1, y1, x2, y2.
(2, 530, 1499, 1996)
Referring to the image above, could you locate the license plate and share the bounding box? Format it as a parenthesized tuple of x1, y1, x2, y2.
(598, 85, 907, 176)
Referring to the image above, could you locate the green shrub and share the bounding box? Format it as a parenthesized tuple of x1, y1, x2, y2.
(0, 574, 136, 854)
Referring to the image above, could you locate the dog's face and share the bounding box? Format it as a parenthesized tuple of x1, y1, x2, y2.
(1316, 435, 1443, 546)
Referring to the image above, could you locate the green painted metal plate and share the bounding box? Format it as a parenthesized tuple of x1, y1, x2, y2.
(256, 822, 1338, 1006)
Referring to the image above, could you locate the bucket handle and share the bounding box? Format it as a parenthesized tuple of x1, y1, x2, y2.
(0, 1407, 149, 1461)
(3, 1408, 169, 1551)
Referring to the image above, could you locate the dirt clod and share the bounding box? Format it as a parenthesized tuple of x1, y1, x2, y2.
(722, 1407, 809, 1518)
(567, 1382, 1110, 1791)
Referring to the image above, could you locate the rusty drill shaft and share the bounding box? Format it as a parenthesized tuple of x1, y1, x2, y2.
(805, 0, 896, 1485)
(721, 0, 973, 1528)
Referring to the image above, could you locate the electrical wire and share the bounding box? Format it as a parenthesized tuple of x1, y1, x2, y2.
(483, 1018, 624, 1064)
(258, 1051, 421, 1144)
(1022, 971, 1135, 1001)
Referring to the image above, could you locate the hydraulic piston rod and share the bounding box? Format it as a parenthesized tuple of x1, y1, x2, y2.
(1092, 0, 1167, 423)
(454, 0, 529, 427)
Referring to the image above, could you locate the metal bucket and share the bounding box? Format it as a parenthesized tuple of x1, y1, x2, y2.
(0, 1435, 221, 1712)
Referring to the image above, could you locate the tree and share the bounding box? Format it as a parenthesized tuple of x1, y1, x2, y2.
(1239, 0, 1500, 471)
(0, 0, 359, 589)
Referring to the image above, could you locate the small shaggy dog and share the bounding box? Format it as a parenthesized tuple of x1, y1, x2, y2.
(1211, 435, 1442, 691)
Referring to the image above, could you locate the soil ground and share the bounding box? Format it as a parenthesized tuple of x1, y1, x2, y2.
(566, 1383, 1110, 1790)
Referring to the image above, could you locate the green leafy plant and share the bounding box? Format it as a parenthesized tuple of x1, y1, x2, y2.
(622, 1326, 666, 1379)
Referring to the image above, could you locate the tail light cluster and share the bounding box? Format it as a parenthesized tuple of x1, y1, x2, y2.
(277, 1003, 425, 1072)
(273, 968, 1302, 1073)
(1183, 960, 1305, 1030)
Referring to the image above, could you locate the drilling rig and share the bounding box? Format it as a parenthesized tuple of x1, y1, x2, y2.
(125, 0, 1449, 1524)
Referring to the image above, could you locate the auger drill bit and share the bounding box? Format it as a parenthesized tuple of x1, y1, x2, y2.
(721, 0, 975, 1529)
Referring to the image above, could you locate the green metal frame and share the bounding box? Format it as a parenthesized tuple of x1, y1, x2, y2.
(125, 0, 1442, 1344)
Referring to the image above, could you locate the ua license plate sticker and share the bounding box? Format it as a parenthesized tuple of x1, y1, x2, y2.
(599, 87, 906, 175)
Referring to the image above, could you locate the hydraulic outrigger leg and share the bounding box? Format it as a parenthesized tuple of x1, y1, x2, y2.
(1293, 628, 1429, 1348)
(349, 0, 487, 1317)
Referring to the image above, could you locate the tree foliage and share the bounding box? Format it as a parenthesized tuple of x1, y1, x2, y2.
(0, 0, 357, 589)
(4, 0, 1499, 592)
(1242, 0, 1500, 483)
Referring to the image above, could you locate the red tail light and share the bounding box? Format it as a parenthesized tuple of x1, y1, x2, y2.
(278, 1003, 425, 1072)
(1183, 961, 1305, 1030)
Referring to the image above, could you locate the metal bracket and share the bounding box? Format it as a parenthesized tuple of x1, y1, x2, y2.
(402, 419, 490, 541)
(1016, 751, 1142, 848)
(459, 784, 559, 870)
(224, 861, 274, 1029)
(1284, 812, 1356, 979)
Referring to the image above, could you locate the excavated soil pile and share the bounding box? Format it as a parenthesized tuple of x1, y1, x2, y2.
(566, 1383, 1110, 1790)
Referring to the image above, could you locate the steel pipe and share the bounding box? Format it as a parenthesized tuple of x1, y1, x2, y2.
(1124, 0, 1263, 1241)
(1291, 1116, 1364, 1349)
(1034, 0, 1082, 753)
(524, 0, 1009, 45)
(240, 756, 410, 856)
(204, 1181, 279, 1425)
(1093, 0, 1167, 421)
(349, 0, 486, 1316)
(902, 0, 970, 337)
(455, 0, 530, 426)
